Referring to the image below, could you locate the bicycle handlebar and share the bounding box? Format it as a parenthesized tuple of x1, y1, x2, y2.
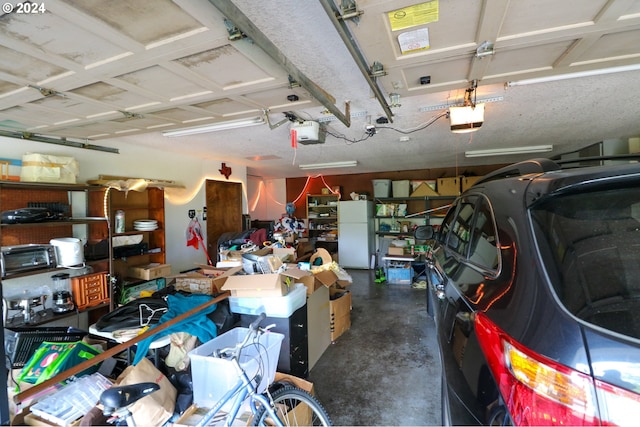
(249, 312, 266, 331)
(214, 312, 267, 360)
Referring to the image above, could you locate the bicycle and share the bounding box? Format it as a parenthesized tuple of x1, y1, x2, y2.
(100, 313, 332, 426)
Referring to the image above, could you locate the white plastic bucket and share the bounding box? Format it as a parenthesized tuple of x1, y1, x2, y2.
(50, 237, 85, 268)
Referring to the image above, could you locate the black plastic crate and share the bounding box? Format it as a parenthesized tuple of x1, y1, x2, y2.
(4, 327, 88, 369)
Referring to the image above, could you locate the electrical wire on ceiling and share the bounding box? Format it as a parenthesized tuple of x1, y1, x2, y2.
(324, 127, 375, 144)
(318, 110, 447, 144)
(375, 111, 448, 135)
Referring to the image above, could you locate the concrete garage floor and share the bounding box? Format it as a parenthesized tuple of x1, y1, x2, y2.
(308, 269, 442, 426)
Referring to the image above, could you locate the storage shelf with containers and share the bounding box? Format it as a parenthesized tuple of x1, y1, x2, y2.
(306, 193, 339, 252)
(88, 186, 166, 305)
(372, 179, 455, 235)
(372, 178, 457, 262)
(0, 181, 111, 330)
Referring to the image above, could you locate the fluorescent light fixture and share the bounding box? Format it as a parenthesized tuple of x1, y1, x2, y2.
(465, 145, 553, 158)
(162, 117, 264, 137)
(299, 160, 357, 170)
(506, 64, 640, 87)
(449, 103, 485, 133)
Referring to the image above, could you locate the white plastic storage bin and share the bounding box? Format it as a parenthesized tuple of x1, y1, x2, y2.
(392, 180, 410, 197)
(189, 327, 284, 410)
(372, 179, 391, 198)
(229, 283, 306, 318)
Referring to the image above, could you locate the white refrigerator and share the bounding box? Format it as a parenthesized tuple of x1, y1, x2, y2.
(338, 200, 374, 269)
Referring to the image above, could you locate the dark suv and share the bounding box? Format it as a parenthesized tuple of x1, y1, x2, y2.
(424, 158, 640, 426)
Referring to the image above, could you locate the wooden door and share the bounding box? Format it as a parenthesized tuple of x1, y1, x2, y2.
(206, 180, 243, 263)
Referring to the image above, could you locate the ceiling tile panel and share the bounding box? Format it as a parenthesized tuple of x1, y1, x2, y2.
(486, 41, 576, 77)
(242, 87, 316, 110)
(500, 0, 609, 36)
(0, 46, 66, 85)
(115, 66, 206, 99)
(65, 0, 204, 45)
(70, 82, 157, 110)
(175, 45, 279, 89)
(29, 95, 110, 117)
(147, 107, 209, 123)
(0, 11, 125, 67)
(399, 0, 481, 50)
(402, 57, 473, 90)
(576, 29, 640, 63)
(0, 80, 21, 95)
(192, 97, 255, 115)
(0, 107, 39, 129)
(1, 105, 67, 128)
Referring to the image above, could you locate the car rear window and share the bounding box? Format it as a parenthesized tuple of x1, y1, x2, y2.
(530, 187, 640, 339)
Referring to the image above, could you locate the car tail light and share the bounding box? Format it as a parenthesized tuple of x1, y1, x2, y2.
(475, 312, 640, 426)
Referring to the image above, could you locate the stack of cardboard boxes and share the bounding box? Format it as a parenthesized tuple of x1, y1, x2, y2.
(165, 247, 352, 371)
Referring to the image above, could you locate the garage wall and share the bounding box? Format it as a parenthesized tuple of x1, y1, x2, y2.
(0, 136, 252, 273)
(246, 175, 287, 223)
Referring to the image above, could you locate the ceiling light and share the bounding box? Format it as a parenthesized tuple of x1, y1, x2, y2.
(162, 117, 264, 137)
(450, 103, 485, 133)
(450, 80, 484, 133)
(506, 64, 640, 87)
(465, 145, 553, 158)
(299, 161, 357, 170)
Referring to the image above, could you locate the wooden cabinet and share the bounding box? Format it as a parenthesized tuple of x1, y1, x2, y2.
(306, 194, 339, 253)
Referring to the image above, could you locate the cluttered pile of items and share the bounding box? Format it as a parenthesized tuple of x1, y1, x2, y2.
(7, 245, 352, 426)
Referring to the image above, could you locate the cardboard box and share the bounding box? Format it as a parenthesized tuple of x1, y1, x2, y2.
(173, 267, 241, 295)
(437, 176, 461, 196)
(462, 176, 482, 192)
(312, 269, 339, 291)
(330, 288, 351, 342)
(388, 246, 405, 256)
(307, 285, 330, 370)
(410, 182, 440, 197)
(272, 247, 297, 262)
(274, 372, 314, 394)
(272, 372, 315, 425)
(279, 265, 321, 296)
(222, 273, 292, 298)
(128, 263, 172, 280)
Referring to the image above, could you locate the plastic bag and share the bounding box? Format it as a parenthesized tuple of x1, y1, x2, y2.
(17, 341, 101, 385)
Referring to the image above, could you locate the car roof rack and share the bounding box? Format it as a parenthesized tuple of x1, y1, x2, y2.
(554, 153, 640, 168)
(474, 158, 560, 186)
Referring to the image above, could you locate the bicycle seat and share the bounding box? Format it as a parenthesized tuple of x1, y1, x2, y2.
(100, 382, 160, 415)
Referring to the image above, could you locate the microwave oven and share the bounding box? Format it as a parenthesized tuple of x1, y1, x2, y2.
(0, 244, 56, 278)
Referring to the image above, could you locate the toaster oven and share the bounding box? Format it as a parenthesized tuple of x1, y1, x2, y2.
(0, 244, 56, 278)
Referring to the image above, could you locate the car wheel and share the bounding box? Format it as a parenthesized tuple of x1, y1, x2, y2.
(486, 400, 512, 426)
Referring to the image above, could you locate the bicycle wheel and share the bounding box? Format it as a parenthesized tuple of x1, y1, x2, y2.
(253, 385, 333, 426)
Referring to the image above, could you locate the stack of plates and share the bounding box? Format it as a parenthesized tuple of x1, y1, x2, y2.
(133, 219, 158, 231)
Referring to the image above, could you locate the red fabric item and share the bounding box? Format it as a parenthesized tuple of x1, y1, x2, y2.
(249, 228, 267, 246)
(186, 219, 199, 249)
